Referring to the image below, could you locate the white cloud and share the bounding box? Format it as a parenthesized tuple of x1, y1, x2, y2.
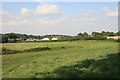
(2, 9, 64, 27)
(4, 19, 33, 26)
(0, 10, 10, 15)
(37, 17, 64, 26)
(21, 8, 28, 15)
(21, 8, 30, 16)
(21, 3, 63, 16)
(72, 11, 97, 27)
(7, 20, 18, 26)
(1, 10, 22, 22)
(1, 4, 118, 35)
(103, 6, 118, 17)
(1, 10, 28, 26)
(35, 4, 62, 15)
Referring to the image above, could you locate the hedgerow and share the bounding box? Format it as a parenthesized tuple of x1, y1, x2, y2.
(2, 47, 51, 55)
(2, 47, 22, 55)
(24, 47, 51, 52)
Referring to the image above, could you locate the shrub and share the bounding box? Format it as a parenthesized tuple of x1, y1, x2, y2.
(84, 36, 107, 40)
(2, 47, 51, 55)
(2, 47, 22, 54)
(116, 39, 120, 42)
(24, 47, 51, 52)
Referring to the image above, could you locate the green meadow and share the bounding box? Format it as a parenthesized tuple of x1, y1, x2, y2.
(2, 41, 119, 78)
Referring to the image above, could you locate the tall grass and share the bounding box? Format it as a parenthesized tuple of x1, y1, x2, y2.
(2, 41, 118, 78)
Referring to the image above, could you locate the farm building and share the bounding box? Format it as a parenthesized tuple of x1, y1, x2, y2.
(16, 38, 24, 41)
(42, 38, 50, 40)
(26, 39, 34, 41)
(26, 38, 40, 41)
(8, 38, 16, 43)
(51, 36, 60, 40)
(51, 37, 58, 40)
(107, 36, 120, 40)
(8, 38, 24, 42)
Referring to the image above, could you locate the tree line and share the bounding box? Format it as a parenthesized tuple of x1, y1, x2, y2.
(1, 31, 120, 43)
(0, 33, 72, 43)
(77, 31, 120, 37)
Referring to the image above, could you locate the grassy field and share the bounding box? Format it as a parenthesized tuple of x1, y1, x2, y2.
(2, 40, 119, 78)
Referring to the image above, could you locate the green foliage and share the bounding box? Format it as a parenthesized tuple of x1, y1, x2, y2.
(24, 36, 107, 43)
(107, 38, 116, 41)
(77, 32, 88, 37)
(2, 47, 22, 55)
(24, 47, 51, 52)
(84, 36, 107, 40)
(83, 32, 88, 37)
(92, 32, 103, 37)
(2, 41, 118, 78)
(2, 34, 8, 43)
(116, 31, 120, 36)
(78, 33, 83, 37)
(1, 31, 120, 43)
(116, 39, 120, 42)
(5, 33, 18, 39)
(91, 31, 117, 37)
(48, 53, 119, 78)
(2, 47, 51, 55)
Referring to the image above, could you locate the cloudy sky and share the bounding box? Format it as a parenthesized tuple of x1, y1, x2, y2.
(1, 2, 118, 36)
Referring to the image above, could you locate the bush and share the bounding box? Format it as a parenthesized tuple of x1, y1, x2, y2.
(84, 36, 107, 40)
(116, 39, 120, 42)
(2, 47, 22, 54)
(24, 47, 51, 52)
(2, 47, 51, 55)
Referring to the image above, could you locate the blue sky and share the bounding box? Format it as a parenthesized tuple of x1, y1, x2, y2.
(1, 2, 118, 35)
(2, 2, 117, 15)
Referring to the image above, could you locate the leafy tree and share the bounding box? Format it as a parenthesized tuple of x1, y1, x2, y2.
(116, 31, 120, 36)
(109, 32, 115, 36)
(6, 33, 18, 39)
(28, 35, 34, 39)
(92, 32, 103, 37)
(83, 32, 88, 37)
(101, 31, 106, 36)
(78, 33, 83, 37)
(2, 34, 8, 43)
(92, 32, 96, 37)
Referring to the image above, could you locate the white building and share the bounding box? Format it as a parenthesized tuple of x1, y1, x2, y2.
(26, 39, 34, 41)
(42, 38, 50, 40)
(26, 38, 40, 41)
(51, 37, 58, 40)
(107, 36, 120, 40)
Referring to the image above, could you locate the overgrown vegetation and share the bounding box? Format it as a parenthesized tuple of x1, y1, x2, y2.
(2, 47, 51, 55)
(2, 47, 22, 55)
(24, 47, 51, 52)
(116, 39, 120, 42)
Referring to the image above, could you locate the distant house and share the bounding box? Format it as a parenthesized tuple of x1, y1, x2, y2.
(107, 36, 120, 40)
(34, 39, 41, 41)
(16, 38, 24, 41)
(51, 36, 60, 40)
(8, 38, 24, 42)
(42, 38, 50, 40)
(26, 38, 40, 41)
(26, 39, 32, 41)
(8, 38, 16, 43)
(51, 37, 58, 40)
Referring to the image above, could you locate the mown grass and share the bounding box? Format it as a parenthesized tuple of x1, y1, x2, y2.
(2, 41, 119, 78)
